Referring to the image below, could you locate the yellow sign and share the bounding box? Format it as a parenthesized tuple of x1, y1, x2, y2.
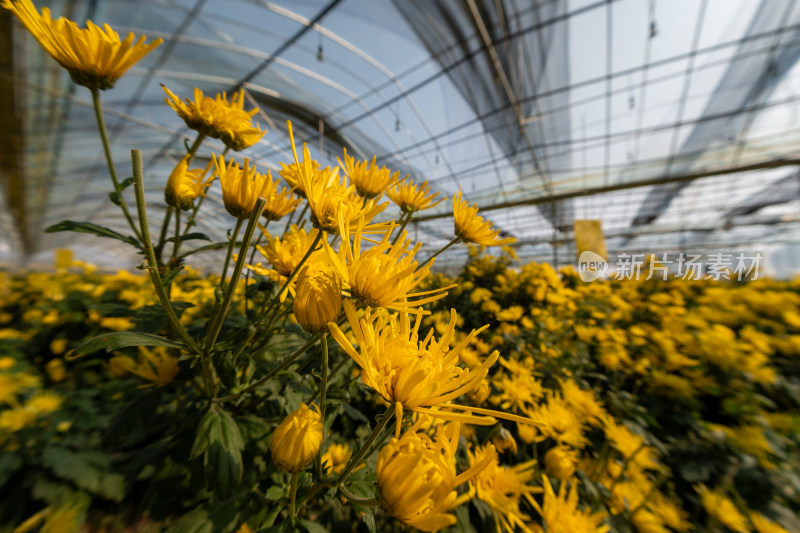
(573, 220, 607, 260)
(54, 248, 74, 269)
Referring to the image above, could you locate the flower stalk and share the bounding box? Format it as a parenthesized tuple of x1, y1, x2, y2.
(203, 197, 265, 354)
(92, 88, 143, 243)
(130, 149, 201, 354)
(337, 405, 395, 484)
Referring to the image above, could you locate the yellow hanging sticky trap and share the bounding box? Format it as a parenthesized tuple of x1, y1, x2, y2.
(54, 248, 74, 269)
(574, 220, 608, 282)
(573, 220, 607, 261)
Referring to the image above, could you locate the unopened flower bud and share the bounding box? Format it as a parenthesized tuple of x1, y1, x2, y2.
(269, 403, 323, 473)
(544, 445, 577, 480)
(293, 266, 342, 334)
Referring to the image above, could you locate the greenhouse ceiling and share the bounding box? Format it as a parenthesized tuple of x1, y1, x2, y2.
(2, 0, 800, 273)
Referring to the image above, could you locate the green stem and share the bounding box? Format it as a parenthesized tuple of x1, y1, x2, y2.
(391, 212, 411, 245)
(419, 237, 460, 269)
(91, 88, 143, 243)
(220, 218, 243, 285)
(338, 485, 380, 507)
(308, 353, 349, 404)
(185, 133, 206, 165)
(320, 333, 329, 437)
(289, 472, 299, 519)
(337, 405, 395, 484)
(244, 221, 268, 314)
(172, 209, 182, 260)
(155, 206, 173, 263)
(214, 334, 320, 404)
(130, 150, 201, 354)
(203, 200, 265, 354)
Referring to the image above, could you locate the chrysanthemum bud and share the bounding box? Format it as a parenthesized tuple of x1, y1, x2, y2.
(544, 445, 577, 480)
(293, 266, 342, 334)
(492, 427, 518, 455)
(165, 155, 209, 210)
(269, 403, 323, 473)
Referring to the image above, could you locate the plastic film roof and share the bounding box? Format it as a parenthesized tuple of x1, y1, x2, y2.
(3, 0, 800, 274)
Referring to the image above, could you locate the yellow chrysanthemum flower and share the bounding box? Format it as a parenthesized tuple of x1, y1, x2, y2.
(469, 444, 539, 533)
(325, 218, 450, 313)
(269, 403, 323, 474)
(532, 476, 609, 533)
(560, 379, 606, 427)
(338, 148, 399, 199)
(321, 443, 352, 475)
(377, 423, 493, 532)
(386, 178, 444, 214)
(3, 0, 162, 89)
(293, 265, 342, 334)
(278, 157, 321, 199)
(261, 182, 302, 222)
(25, 392, 63, 415)
(163, 86, 265, 151)
(109, 346, 179, 386)
(528, 392, 588, 449)
(751, 512, 790, 533)
(0, 407, 37, 432)
(255, 225, 321, 278)
(604, 419, 660, 471)
(164, 155, 213, 210)
(287, 122, 388, 234)
(45, 359, 66, 382)
(696, 485, 749, 533)
(330, 300, 544, 429)
(214, 155, 273, 219)
(452, 189, 515, 246)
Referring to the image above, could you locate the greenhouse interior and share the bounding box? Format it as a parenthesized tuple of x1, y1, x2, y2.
(2, 0, 800, 531)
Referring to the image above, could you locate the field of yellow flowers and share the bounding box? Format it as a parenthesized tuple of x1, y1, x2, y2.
(2, 0, 800, 531)
(1, 251, 799, 532)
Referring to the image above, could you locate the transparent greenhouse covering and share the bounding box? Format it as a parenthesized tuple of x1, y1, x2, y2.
(3, 0, 800, 275)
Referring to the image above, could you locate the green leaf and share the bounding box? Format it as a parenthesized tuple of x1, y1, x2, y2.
(165, 508, 213, 533)
(341, 402, 368, 423)
(109, 191, 123, 206)
(120, 177, 134, 190)
(71, 331, 184, 357)
(106, 388, 164, 443)
(0, 453, 22, 489)
(360, 509, 376, 533)
(161, 266, 185, 287)
(45, 220, 141, 249)
(206, 441, 243, 501)
(191, 405, 243, 459)
(264, 485, 284, 501)
(167, 232, 212, 243)
(679, 460, 711, 482)
(214, 351, 238, 392)
(236, 415, 270, 442)
(190, 405, 245, 500)
(299, 520, 329, 533)
(41, 447, 125, 502)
